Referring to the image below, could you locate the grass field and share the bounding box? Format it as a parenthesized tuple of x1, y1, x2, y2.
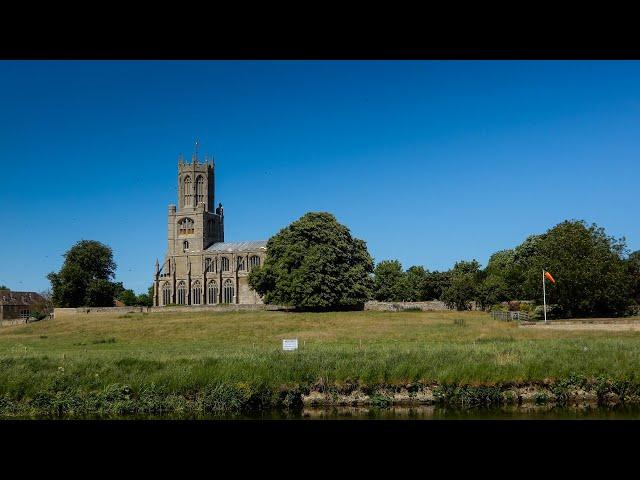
(1, 309, 640, 415)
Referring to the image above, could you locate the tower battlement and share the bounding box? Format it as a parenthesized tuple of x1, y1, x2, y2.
(177, 155, 215, 168)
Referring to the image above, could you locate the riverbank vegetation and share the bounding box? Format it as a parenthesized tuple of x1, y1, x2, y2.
(1, 310, 640, 416)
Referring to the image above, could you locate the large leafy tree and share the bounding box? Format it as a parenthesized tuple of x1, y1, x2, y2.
(248, 212, 374, 310)
(423, 270, 451, 300)
(476, 221, 634, 317)
(481, 221, 633, 317)
(373, 260, 408, 301)
(441, 260, 482, 310)
(47, 240, 120, 307)
(405, 265, 430, 301)
(518, 221, 632, 317)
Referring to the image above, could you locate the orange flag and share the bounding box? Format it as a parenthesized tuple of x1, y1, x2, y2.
(544, 271, 556, 285)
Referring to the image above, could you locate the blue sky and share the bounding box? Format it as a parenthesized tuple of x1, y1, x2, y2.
(1, 61, 638, 293)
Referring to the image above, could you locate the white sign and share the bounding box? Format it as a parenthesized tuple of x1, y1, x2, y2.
(282, 339, 298, 351)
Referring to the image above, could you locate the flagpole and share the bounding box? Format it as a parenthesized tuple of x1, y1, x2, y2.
(542, 269, 547, 324)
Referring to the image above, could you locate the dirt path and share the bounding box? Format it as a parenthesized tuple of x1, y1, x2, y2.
(521, 321, 640, 331)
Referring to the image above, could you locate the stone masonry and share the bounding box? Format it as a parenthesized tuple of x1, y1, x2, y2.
(153, 146, 267, 306)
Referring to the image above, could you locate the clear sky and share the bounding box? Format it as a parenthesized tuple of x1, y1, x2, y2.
(1, 61, 638, 294)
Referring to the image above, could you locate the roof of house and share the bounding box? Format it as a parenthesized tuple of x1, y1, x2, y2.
(0, 290, 45, 306)
(205, 241, 268, 253)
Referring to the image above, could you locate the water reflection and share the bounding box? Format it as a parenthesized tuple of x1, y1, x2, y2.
(7, 404, 640, 420)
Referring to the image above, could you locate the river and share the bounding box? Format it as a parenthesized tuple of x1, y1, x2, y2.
(5, 404, 640, 420)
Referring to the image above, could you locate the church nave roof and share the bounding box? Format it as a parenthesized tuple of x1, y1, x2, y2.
(205, 241, 267, 253)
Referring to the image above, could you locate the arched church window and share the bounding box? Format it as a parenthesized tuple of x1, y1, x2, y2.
(221, 257, 230, 272)
(249, 255, 261, 269)
(237, 257, 246, 271)
(162, 283, 171, 306)
(205, 257, 214, 273)
(195, 176, 205, 204)
(177, 281, 187, 305)
(179, 218, 194, 235)
(192, 281, 202, 305)
(223, 279, 234, 304)
(183, 176, 192, 207)
(208, 280, 218, 304)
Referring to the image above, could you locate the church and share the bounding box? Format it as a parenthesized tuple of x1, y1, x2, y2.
(152, 147, 267, 306)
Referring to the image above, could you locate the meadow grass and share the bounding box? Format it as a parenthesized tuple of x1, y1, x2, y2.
(1, 310, 640, 414)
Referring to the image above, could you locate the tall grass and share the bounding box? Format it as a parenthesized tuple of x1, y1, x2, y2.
(0, 310, 639, 415)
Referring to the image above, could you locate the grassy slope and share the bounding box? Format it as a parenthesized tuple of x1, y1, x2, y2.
(2, 310, 640, 399)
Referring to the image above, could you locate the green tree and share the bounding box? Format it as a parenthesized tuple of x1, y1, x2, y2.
(424, 270, 450, 300)
(117, 288, 138, 306)
(629, 251, 640, 306)
(248, 212, 374, 310)
(373, 260, 409, 301)
(441, 260, 482, 310)
(476, 274, 510, 310)
(85, 279, 120, 307)
(135, 285, 155, 307)
(47, 240, 120, 307)
(519, 221, 632, 317)
(483, 249, 521, 300)
(405, 265, 429, 301)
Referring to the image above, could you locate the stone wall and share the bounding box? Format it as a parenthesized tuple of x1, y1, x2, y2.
(54, 306, 147, 319)
(55, 301, 460, 318)
(364, 300, 452, 312)
(148, 304, 281, 314)
(54, 303, 286, 319)
(0, 318, 28, 327)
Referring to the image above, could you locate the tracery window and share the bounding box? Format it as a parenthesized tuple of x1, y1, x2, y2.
(162, 283, 171, 306)
(221, 257, 230, 272)
(208, 280, 218, 304)
(192, 281, 202, 305)
(177, 281, 187, 305)
(179, 218, 194, 235)
(183, 176, 192, 207)
(249, 255, 261, 269)
(237, 257, 246, 271)
(195, 176, 205, 204)
(205, 257, 215, 273)
(223, 279, 234, 304)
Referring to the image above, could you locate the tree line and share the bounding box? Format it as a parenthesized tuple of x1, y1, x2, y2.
(249, 214, 639, 318)
(46, 214, 640, 318)
(371, 220, 640, 317)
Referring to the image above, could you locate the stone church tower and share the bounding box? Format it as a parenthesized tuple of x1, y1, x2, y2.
(167, 152, 224, 256)
(153, 145, 267, 307)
